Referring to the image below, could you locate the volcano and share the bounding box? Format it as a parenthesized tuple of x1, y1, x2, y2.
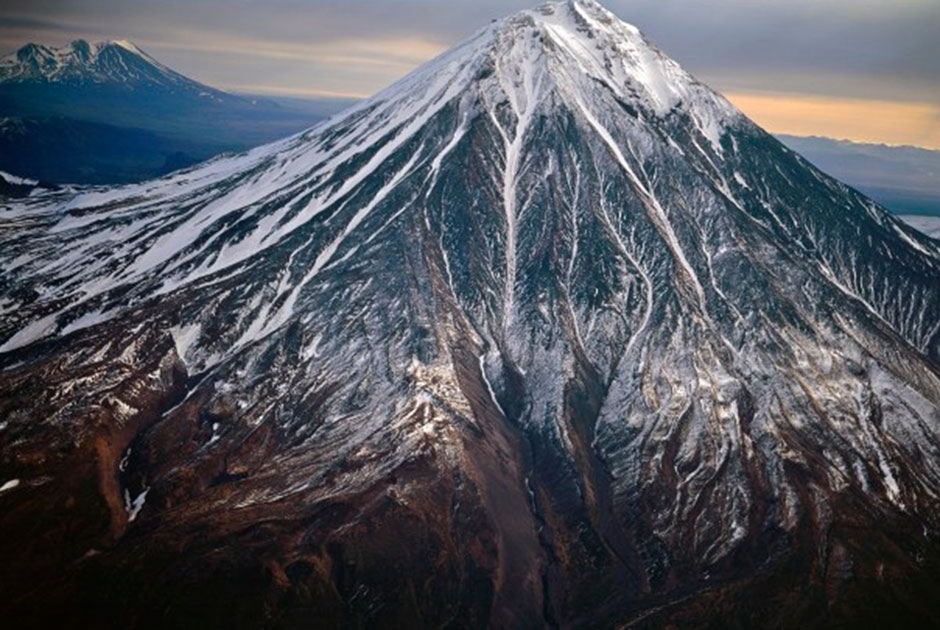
(0, 38, 234, 98)
(1, 1, 939, 627)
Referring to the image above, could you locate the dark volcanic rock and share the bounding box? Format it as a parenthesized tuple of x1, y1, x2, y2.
(1, 1, 939, 627)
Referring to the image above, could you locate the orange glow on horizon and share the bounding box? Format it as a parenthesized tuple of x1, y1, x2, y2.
(725, 92, 940, 150)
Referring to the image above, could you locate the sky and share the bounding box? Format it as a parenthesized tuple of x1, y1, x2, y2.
(1, 0, 938, 149)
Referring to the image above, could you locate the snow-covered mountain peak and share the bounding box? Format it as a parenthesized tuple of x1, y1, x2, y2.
(108, 39, 144, 55)
(322, 0, 741, 186)
(539, 0, 723, 115)
(0, 38, 219, 94)
(504, 1, 727, 112)
(4, 39, 110, 81)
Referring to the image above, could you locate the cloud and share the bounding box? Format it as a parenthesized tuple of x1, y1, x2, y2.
(607, 0, 940, 101)
(0, 15, 73, 32)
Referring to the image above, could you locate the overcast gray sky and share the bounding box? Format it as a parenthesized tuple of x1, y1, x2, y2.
(2, 0, 939, 147)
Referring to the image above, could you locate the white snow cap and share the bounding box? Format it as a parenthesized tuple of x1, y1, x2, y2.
(108, 40, 144, 54)
(0, 38, 179, 85)
(525, 0, 737, 118)
(347, 0, 739, 129)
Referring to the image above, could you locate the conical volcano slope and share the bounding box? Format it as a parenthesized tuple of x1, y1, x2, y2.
(2, 1, 939, 627)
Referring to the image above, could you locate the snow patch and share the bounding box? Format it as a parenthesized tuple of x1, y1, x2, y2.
(0, 314, 58, 354)
(207, 422, 221, 446)
(897, 215, 940, 244)
(124, 487, 149, 522)
(60, 309, 105, 336)
(119, 447, 132, 472)
(170, 323, 202, 364)
(479, 353, 507, 417)
(0, 171, 38, 186)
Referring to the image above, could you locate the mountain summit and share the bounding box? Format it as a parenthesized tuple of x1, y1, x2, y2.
(0, 39, 326, 185)
(0, 38, 228, 98)
(2, 1, 939, 627)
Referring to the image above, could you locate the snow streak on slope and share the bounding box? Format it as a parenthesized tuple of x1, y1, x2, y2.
(0, 0, 742, 357)
(901, 215, 940, 240)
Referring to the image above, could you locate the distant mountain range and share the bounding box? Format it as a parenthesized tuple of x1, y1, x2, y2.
(0, 40, 327, 184)
(777, 135, 940, 218)
(0, 39, 230, 96)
